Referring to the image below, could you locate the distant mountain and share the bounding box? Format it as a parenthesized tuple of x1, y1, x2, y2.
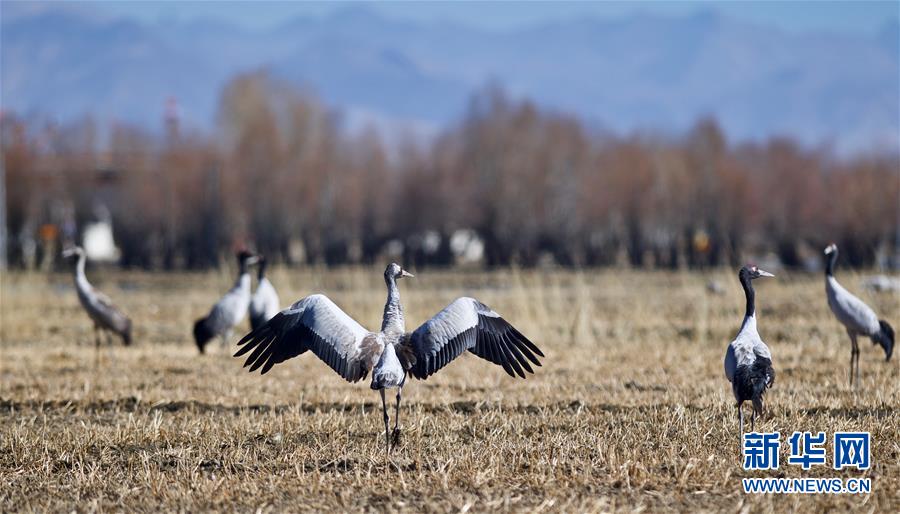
(2, 4, 897, 154)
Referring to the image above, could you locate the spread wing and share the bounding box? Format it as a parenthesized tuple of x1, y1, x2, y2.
(400, 297, 544, 380)
(234, 294, 380, 382)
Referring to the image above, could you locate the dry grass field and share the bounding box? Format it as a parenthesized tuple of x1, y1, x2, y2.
(1, 266, 898, 512)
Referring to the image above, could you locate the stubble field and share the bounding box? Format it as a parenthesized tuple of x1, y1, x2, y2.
(1, 266, 898, 512)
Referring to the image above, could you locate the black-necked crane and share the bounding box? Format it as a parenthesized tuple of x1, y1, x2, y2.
(193, 250, 259, 354)
(249, 256, 280, 331)
(823, 243, 894, 387)
(234, 263, 544, 457)
(724, 265, 775, 434)
(62, 246, 132, 350)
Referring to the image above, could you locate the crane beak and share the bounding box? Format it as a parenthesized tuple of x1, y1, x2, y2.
(400, 270, 414, 278)
(61, 248, 76, 258)
(757, 269, 775, 278)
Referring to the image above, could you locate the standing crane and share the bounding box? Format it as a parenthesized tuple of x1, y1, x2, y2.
(724, 265, 775, 434)
(193, 250, 259, 353)
(62, 246, 132, 354)
(823, 244, 894, 387)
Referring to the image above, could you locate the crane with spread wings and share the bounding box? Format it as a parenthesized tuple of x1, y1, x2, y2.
(235, 263, 544, 457)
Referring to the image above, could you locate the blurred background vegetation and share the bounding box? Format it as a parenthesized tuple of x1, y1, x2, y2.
(1, 2, 898, 271)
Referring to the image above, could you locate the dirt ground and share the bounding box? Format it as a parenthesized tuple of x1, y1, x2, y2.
(1, 267, 898, 512)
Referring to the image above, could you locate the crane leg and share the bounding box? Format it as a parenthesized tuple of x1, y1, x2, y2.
(104, 329, 115, 362)
(93, 324, 102, 367)
(738, 404, 744, 436)
(391, 387, 402, 448)
(380, 389, 390, 460)
(751, 408, 756, 432)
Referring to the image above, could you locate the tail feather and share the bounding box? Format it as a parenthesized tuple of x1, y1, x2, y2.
(751, 365, 773, 416)
(193, 317, 215, 354)
(735, 357, 773, 416)
(876, 319, 894, 361)
(121, 319, 133, 346)
(752, 397, 764, 417)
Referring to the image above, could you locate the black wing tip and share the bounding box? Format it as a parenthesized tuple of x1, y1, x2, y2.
(236, 326, 260, 345)
(235, 313, 284, 358)
(503, 328, 544, 372)
(498, 336, 527, 378)
(509, 326, 544, 358)
(233, 343, 252, 358)
(233, 331, 263, 357)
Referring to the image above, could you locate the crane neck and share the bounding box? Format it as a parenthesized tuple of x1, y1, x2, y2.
(381, 276, 405, 333)
(73, 253, 90, 291)
(740, 271, 755, 320)
(235, 271, 251, 291)
(257, 260, 267, 281)
(740, 310, 758, 333)
(825, 250, 837, 277)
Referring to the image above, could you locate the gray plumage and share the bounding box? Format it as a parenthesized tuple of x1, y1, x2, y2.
(724, 265, 775, 434)
(235, 262, 543, 457)
(249, 256, 280, 331)
(62, 246, 132, 346)
(823, 244, 894, 387)
(405, 296, 544, 380)
(193, 251, 258, 353)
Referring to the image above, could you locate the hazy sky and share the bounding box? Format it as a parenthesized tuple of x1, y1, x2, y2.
(49, 1, 900, 35)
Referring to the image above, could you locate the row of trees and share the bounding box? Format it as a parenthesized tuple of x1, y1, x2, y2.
(3, 72, 898, 269)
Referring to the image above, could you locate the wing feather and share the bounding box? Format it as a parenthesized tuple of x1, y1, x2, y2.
(496, 334, 521, 378)
(91, 289, 131, 333)
(510, 326, 543, 364)
(402, 297, 543, 380)
(234, 294, 376, 382)
(503, 333, 534, 375)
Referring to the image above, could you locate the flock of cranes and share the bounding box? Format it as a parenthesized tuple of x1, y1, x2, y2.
(62, 244, 895, 451)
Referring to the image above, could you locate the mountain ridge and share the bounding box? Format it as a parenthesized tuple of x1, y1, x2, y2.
(1, 4, 897, 154)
